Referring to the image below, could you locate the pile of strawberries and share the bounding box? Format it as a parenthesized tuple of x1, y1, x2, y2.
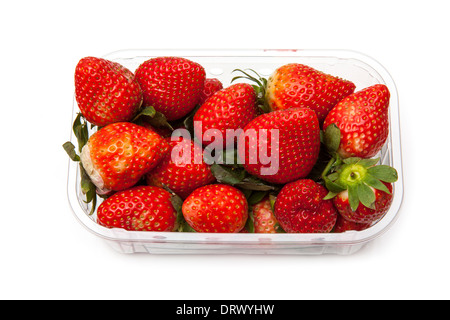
(64, 55, 398, 234)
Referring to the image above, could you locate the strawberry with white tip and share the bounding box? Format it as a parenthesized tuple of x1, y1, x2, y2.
(80, 122, 169, 194)
(233, 65, 355, 125)
(251, 197, 283, 233)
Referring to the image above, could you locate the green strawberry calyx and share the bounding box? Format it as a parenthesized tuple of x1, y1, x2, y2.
(231, 69, 271, 113)
(322, 157, 398, 211)
(321, 124, 398, 211)
(160, 184, 196, 233)
(132, 106, 174, 131)
(62, 113, 98, 215)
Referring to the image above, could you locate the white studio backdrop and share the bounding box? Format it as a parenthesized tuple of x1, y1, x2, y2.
(0, 0, 448, 300)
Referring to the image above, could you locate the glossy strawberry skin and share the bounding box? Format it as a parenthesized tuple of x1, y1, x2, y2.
(97, 186, 177, 231)
(333, 182, 393, 224)
(266, 63, 355, 125)
(323, 84, 390, 159)
(75, 57, 143, 127)
(146, 136, 216, 199)
(198, 78, 223, 106)
(182, 184, 248, 233)
(81, 122, 169, 193)
(333, 215, 371, 233)
(194, 83, 258, 147)
(238, 107, 321, 184)
(135, 56, 206, 121)
(274, 179, 337, 233)
(252, 197, 281, 233)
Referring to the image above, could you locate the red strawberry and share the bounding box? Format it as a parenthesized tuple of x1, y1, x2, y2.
(74, 57, 143, 126)
(146, 136, 216, 199)
(333, 215, 371, 233)
(198, 78, 223, 106)
(323, 84, 390, 159)
(237, 107, 321, 184)
(265, 64, 356, 125)
(251, 197, 282, 233)
(322, 157, 398, 224)
(182, 184, 248, 233)
(233, 65, 355, 125)
(333, 181, 394, 224)
(80, 122, 169, 194)
(97, 186, 177, 231)
(194, 83, 258, 147)
(135, 56, 206, 121)
(274, 179, 337, 233)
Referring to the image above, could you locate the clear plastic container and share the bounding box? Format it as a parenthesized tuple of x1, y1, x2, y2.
(65, 49, 403, 255)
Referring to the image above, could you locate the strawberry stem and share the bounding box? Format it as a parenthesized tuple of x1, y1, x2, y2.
(339, 163, 368, 186)
(321, 156, 337, 179)
(231, 69, 271, 113)
(321, 156, 398, 211)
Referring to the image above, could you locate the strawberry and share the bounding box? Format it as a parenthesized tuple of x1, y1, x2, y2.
(233, 65, 355, 125)
(74, 57, 143, 127)
(198, 78, 223, 106)
(237, 107, 321, 184)
(274, 179, 337, 233)
(251, 197, 282, 233)
(182, 184, 248, 233)
(322, 157, 398, 224)
(323, 84, 390, 159)
(333, 215, 371, 233)
(97, 186, 177, 231)
(266, 64, 355, 124)
(193, 83, 258, 147)
(80, 122, 169, 194)
(333, 181, 394, 224)
(135, 56, 206, 121)
(146, 136, 216, 199)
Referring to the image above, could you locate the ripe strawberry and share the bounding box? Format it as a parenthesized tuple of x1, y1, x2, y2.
(135, 56, 206, 121)
(333, 181, 394, 224)
(251, 197, 282, 233)
(265, 64, 356, 124)
(237, 107, 321, 184)
(194, 83, 258, 147)
(333, 215, 371, 233)
(323, 84, 390, 159)
(74, 57, 143, 126)
(97, 186, 177, 231)
(233, 65, 355, 125)
(198, 78, 223, 106)
(274, 179, 337, 233)
(80, 122, 169, 194)
(182, 184, 248, 233)
(146, 136, 216, 199)
(322, 157, 398, 224)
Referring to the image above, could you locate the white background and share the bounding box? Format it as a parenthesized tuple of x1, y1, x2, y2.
(1, 0, 449, 300)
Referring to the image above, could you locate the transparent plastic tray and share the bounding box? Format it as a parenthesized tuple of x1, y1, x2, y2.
(66, 49, 403, 255)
